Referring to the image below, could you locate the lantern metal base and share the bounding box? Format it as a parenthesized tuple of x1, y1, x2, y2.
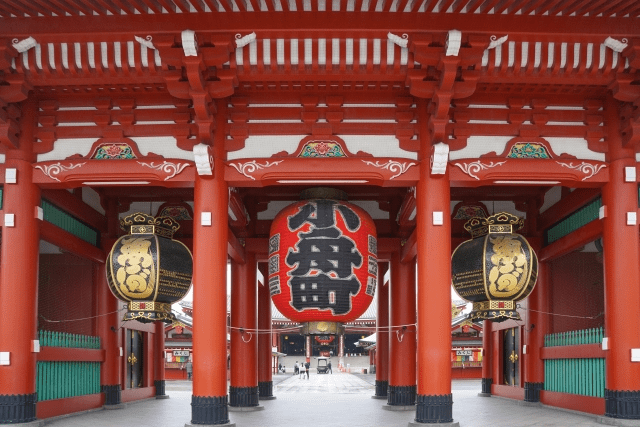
(301, 321, 344, 335)
(469, 309, 521, 323)
(124, 302, 175, 324)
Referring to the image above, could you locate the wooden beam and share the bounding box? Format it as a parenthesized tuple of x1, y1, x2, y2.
(400, 228, 416, 263)
(2, 11, 638, 40)
(42, 189, 108, 232)
(228, 229, 246, 264)
(38, 347, 105, 362)
(540, 343, 605, 359)
(40, 220, 106, 264)
(538, 219, 602, 262)
(537, 188, 600, 232)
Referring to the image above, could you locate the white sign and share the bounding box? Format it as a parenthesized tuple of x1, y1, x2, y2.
(173, 350, 189, 357)
(456, 350, 472, 356)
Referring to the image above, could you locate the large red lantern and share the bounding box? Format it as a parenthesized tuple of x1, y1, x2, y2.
(268, 190, 377, 332)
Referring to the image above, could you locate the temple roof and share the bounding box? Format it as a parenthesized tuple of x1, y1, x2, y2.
(1, 0, 638, 20)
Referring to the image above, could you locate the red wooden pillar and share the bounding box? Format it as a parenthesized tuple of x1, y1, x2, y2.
(478, 320, 493, 396)
(374, 262, 389, 399)
(523, 256, 549, 403)
(601, 96, 640, 419)
(96, 253, 124, 406)
(97, 199, 123, 407)
(387, 251, 416, 408)
(230, 252, 260, 409)
(0, 99, 41, 423)
(305, 335, 311, 363)
(190, 124, 231, 424)
(414, 157, 454, 423)
(257, 263, 275, 399)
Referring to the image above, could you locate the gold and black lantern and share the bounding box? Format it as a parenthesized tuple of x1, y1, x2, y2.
(106, 213, 193, 323)
(451, 212, 538, 322)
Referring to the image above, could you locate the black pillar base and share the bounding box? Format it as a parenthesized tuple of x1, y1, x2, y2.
(387, 385, 416, 406)
(191, 395, 230, 425)
(415, 394, 454, 424)
(229, 386, 259, 407)
(0, 392, 37, 424)
(481, 377, 492, 395)
(258, 381, 274, 399)
(155, 380, 166, 397)
(524, 382, 544, 403)
(375, 380, 388, 397)
(101, 384, 122, 406)
(605, 389, 640, 419)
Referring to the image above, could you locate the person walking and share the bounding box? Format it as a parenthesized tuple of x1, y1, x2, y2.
(294, 361, 299, 375)
(327, 360, 332, 374)
(299, 361, 306, 379)
(305, 361, 310, 379)
(186, 361, 193, 380)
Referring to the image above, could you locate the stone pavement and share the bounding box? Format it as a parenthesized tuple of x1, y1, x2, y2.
(43, 372, 611, 427)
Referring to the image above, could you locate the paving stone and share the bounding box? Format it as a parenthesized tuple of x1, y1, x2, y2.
(45, 374, 607, 427)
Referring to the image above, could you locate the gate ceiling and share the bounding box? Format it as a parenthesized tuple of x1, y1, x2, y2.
(1, 0, 639, 242)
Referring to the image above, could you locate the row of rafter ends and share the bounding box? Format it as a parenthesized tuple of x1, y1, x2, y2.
(8, 40, 630, 77)
(0, 0, 639, 18)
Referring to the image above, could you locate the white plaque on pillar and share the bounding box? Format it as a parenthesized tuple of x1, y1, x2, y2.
(201, 212, 212, 226)
(4, 213, 15, 227)
(625, 166, 636, 182)
(5, 168, 17, 184)
(0, 352, 10, 365)
(433, 211, 444, 225)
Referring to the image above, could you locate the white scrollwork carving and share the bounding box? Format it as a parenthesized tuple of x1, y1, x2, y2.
(229, 160, 284, 180)
(135, 35, 156, 50)
(488, 35, 508, 50)
(361, 160, 417, 180)
(12, 36, 37, 53)
(454, 161, 506, 180)
(431, 142, 450, 175)
(34, 162, 86, 182)
(137, 161, 189, 180)
(235, 32, 257, 48)
(181, 29, 198, 57)
(604, 36, 628, 53)
(446, 29, 462, 57)
(387, 32, 408, 48)
(193, 143, 213, 176)
(556, 161, 606, 181)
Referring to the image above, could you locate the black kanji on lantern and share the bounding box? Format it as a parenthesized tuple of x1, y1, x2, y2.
(286, 200, 363, 315)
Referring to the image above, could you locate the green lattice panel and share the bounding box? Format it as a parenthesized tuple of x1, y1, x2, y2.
(41, 200, 99, 246)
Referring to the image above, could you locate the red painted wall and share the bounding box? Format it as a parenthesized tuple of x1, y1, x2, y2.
(451, 367, 482, 379)
(166, 368, 188, 380)
(549, 251, 604, 333)
(38, 253, 96, 336)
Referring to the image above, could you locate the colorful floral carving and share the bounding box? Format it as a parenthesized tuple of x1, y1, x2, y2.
(92, 143, 136, 159)
(299, 141, 346, 158)
(507, 143, 550, 159)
